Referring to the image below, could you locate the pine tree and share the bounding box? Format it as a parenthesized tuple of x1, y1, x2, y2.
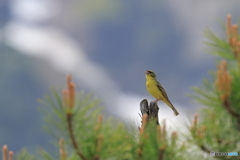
(2, 14, 240, 160)
(188, 14, 240, 159)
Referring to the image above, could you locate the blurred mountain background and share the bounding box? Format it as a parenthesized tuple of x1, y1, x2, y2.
(0, 0, 240, 153)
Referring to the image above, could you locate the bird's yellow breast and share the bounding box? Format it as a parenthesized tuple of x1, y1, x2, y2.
(146, 78, 164, 100)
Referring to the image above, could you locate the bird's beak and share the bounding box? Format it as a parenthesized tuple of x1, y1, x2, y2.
(144, 70, 149, 74)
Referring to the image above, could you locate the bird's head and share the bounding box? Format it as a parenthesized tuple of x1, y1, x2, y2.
(144, 70, 156, 78)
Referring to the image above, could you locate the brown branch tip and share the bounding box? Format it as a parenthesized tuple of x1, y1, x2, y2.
(59, 138, 67, 160)
(215, 60, 231, 103)
(2, 145, 14, 160)
(226, 15, 240, 63)
(63, 74, 76, 111)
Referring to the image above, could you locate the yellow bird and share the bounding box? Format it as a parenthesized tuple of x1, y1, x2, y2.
(145, 70, 179, 116)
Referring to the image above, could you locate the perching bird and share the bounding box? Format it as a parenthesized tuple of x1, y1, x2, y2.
(145, 70, 179, 116)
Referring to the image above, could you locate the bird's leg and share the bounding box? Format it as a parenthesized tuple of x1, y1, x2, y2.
(154, 99, 163, 103)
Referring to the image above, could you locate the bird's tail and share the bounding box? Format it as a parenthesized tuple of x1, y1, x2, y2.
(165, 100, 179, 116)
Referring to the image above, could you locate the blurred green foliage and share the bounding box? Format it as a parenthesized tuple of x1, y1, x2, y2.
(2, 15, 240, 160)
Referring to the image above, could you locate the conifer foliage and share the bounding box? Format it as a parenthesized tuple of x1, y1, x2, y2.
(190, 14, 240, 159)
(2, 14, 240, 160)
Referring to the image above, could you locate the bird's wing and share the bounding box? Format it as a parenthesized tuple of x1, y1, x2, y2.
(156, 80, 170, 100)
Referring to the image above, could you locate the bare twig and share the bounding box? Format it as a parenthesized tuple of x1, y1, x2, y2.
(139, 99, 159, 124)
(140, 99, 149, 116)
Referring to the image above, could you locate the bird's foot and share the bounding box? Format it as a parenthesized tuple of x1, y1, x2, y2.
(154, 99, 163, 103)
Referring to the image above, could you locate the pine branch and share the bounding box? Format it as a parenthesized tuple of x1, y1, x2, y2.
(94, 116, 103, 160)
(223, 98, 240, 117)
(158, 148, 165, 160)
(93, 135, 103, 160)
(66, 112, 86, 160)
(137, 143, 143, 160)
(199, 144, 211, 154)
(59, 138, 67, 160)
(223, 98, 240, 129)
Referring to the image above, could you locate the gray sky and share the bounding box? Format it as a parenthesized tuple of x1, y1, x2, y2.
(3, 0, 240, 127)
